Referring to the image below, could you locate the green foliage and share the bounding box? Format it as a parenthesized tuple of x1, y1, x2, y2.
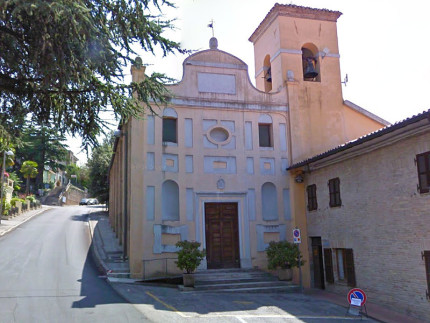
(87, 134, 114, 202)
(266, 240, 303, 270)
(8, 171, 22, 191)
(175, 240, 205, 274)
(0, 0, 187, 149)
(20, 160, 38, 195)
(25, 195, 36, 203)
(10, 197, 25, 207)
(1, 200, 11, 215)
(20, 161, 38, 178)
(13, 125, 68, 189)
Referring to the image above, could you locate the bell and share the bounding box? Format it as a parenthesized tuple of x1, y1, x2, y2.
(304, 58, 318, 79)
(265, 67, 272, 83)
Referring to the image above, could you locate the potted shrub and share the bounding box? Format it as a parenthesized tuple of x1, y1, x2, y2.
(266, 240, 303, 281)
(175, 240, 205, 287)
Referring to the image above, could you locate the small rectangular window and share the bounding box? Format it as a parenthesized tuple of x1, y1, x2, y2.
(328, 177, 341, 207)
(424, 251, 430, 299)
(163, 118, 177, 143)
(417, 152, 430, 193)
(335, 248, 356, 287)
(306, 184, 318, 211)
(258, 124, 272, 147)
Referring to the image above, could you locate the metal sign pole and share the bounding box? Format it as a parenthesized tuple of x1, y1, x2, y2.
(298, 250, 303, 292)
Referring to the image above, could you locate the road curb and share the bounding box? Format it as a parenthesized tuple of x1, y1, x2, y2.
(87, 211, 111, 276)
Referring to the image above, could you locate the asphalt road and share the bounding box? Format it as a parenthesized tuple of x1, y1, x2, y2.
(0, 206, 148, 323)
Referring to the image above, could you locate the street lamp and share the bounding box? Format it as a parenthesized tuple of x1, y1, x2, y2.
(0, 150, 14, 224)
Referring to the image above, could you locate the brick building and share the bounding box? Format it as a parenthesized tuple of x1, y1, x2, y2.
(289, 110, 430, 321)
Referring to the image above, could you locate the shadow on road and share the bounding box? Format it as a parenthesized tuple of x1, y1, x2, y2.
(71, 236, 127, 308)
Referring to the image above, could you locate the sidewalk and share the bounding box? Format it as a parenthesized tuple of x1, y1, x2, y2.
(87, 211, 426, 323)
(0, 205, 52, 237)
(87, 209, 131, 280)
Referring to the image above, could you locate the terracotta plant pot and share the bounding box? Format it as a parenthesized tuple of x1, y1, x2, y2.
(182, 273, 195, 287)
(277, 268, 293, 281)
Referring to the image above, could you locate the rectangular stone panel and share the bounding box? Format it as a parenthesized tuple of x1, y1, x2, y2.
(198, 72, 236, 94)
(204, 156, 236, 174)
(146, 186, 155, 221)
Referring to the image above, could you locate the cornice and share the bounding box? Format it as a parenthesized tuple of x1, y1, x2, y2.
(249, 4, 342, 43)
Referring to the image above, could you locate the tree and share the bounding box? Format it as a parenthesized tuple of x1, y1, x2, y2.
(87, 134, 114, 202)
(14, 125, 68, 188)
(20, 160, 38, 195)
(0, 0, 186, 148)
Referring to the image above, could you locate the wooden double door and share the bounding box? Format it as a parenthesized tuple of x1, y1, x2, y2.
(205, 203, 240, 269)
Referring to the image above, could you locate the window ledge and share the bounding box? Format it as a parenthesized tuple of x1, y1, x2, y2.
(259, 147, 274, 151)
(162, 142, 178, 147)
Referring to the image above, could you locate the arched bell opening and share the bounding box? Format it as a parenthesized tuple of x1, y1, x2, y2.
(263, 54, 272, 92)
(301, 44, 320, 82)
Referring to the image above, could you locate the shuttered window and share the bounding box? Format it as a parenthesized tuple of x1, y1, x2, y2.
(328, 178, 341, 207)
(163, 117, 177, 143)
(417, 152, 430, 193)
(424, 251, 430, 299)
(334, 248, 356, 287)
(307, 184, 318, 211)
(323, 248, 334, 284)
(345, 249, 356, 287)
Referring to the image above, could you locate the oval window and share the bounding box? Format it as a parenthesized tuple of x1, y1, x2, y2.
(209, 127, 229, 143)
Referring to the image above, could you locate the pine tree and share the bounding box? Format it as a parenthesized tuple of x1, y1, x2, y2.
(0, 0, 185, 148)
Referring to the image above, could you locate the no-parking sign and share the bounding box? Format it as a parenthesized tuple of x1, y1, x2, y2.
(347, 288, 367, 306)
(293, 228, 301, 244)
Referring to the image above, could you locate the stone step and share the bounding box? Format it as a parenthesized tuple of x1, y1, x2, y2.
(184, 284, 300, 293)
(195, 277, 278, 285)
(186, 268, 300, 293)
(195, 280, 292, 290)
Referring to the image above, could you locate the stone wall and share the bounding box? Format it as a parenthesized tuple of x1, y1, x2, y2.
(63, 185, 87, 206)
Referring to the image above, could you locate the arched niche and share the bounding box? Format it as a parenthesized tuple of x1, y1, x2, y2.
(263, 54, 272, 92)
(161, 180, 179, 221)
(261, 182, 278, 221)
(301, 43, 320, 82)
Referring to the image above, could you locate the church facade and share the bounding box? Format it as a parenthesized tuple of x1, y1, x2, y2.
(108, 4, 386, 284)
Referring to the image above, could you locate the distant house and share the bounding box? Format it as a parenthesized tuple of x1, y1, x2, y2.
(288, 110, 430, 320)
(42, 166, 56, 188)
(52, 149, 79, 187)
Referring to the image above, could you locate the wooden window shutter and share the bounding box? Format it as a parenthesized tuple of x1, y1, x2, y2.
(424, 251, 430, 299)
(323, 248, 334, 283)
(417, 153, 430, 193)
(345, 249, 356, 287)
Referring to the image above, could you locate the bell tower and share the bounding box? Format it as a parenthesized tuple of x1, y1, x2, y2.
(249, 4, 345, 164)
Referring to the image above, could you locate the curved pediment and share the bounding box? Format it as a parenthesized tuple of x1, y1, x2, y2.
(184, 48, 248, 69)
(167, 42, 287, 108)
